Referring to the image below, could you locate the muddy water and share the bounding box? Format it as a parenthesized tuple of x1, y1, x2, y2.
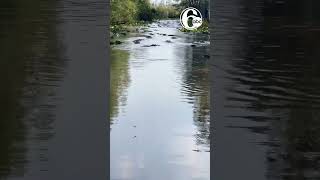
(110, 20, 210, 180)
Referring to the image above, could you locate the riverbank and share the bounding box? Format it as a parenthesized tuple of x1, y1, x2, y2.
(110, 19, 210, 45)
(110, 23, 148, 45)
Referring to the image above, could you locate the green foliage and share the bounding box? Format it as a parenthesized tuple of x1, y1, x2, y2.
(111, 0, 137, 25)
(110, 0, 209, 27)
(111, 0, 155, 25)
(135, 0, 154, 21)
(111, 0, 180, 28)
(153, 5, 180, 19)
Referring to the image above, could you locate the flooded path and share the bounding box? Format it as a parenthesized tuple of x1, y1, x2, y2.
(110, 20, 210, 180)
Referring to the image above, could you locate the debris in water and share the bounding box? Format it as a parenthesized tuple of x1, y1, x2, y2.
(142, 44, 160, 47)
(133, 39, 144, 44)
(110, 40, 123, 45)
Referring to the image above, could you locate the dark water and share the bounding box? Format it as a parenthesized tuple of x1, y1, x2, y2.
(0, 0, 108, 179)
(110, 20, 210, 180)
(212, 0, 320, 179)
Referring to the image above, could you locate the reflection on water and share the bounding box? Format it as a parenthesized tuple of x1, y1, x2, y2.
(179, 35, 210, 148)
(110, 50, 131, 123)
(0, 0, 64, 178)
(110, 20, 210, 180)
(0, 0, 109, 179)
(212, 0, 320, 179)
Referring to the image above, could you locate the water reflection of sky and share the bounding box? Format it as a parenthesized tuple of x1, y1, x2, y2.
(110, 20, 210, 180)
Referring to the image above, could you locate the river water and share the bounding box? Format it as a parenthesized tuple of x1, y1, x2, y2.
(212, 1, 320, 179)
(0, 0, 108, 179)
(110, 20, 210, 180)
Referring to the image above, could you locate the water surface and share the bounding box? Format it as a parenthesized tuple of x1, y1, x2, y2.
(212, 1, 320, 179)
(110, 20, 210, 180)
(0, 0, 108, 179)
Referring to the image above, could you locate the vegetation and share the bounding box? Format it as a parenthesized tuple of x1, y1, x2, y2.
(174, 0, 209, 20)
(110, 0, 210, 35)
(111, 0, 180, 32)
(110, 0, 137, 25)
(153, 4, 180, 19)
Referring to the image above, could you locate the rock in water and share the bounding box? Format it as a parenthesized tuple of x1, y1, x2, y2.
(142, 44, 160, 47)
(133, 39, 143, 44)
(115, 40, 122, 45)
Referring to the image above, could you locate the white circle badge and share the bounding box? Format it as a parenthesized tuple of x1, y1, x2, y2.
(180, 7, 203, 31)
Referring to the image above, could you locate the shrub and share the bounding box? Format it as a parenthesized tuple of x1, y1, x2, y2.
(111, 0, 137, 25)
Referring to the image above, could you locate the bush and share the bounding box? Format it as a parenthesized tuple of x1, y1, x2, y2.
(111, 0, 180, 27)
(154, 5, 180, 19)
(111, 0, 157, 25)
(136, 0, 155, 21)
(111, 0, 137, 25)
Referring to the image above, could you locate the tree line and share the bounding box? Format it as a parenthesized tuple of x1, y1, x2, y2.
(111, 0, 179, 26)
(111, 0, 209, 34)
(111, 0, 209, 26)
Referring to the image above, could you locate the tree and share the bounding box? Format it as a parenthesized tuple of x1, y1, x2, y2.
(111, 0, 137, 25)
